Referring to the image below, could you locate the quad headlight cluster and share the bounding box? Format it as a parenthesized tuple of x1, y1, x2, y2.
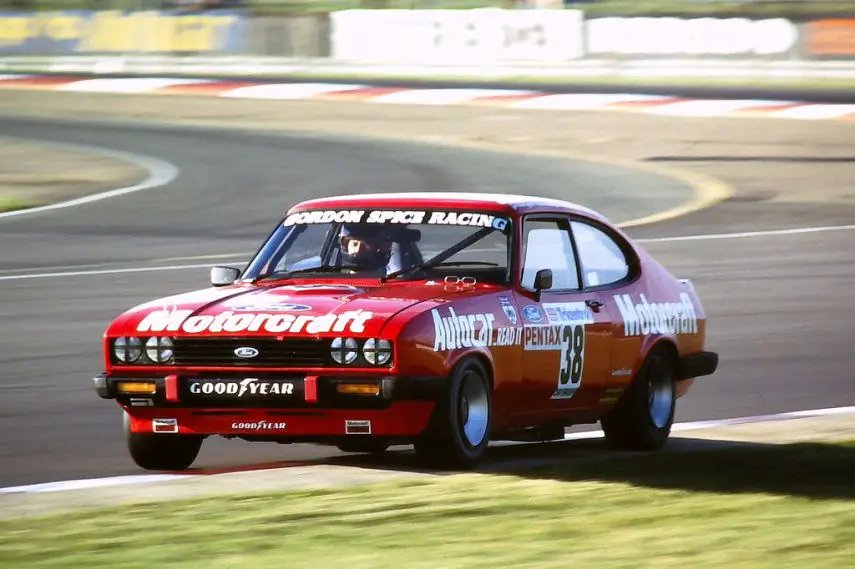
(112, 336, 174, 365)
(330, 337, 393, 367)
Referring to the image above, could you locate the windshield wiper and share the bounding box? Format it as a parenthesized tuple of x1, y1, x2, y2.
(384, 261, 499, 281)
(253, 264, 365, 282)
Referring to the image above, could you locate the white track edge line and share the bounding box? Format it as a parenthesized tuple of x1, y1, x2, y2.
(2, 405, 854, 496)
(0, 141, 179, 220)
(636, 223, 855, 243)
(0, 263, 220, 281)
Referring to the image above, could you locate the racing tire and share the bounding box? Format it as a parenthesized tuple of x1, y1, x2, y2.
(600, 345, 676, 452)
(413, 358, 492, 470)
(335, 440, 390, 454)
(124, 412, 203, 471)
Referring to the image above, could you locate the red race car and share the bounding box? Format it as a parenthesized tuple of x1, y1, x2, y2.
(94, 193, 718, 470)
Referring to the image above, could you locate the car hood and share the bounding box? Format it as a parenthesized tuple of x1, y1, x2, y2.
(108, 281, 466, 338)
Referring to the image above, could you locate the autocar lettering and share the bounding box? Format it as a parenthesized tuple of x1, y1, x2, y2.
(613, 292, 698, 336)
(431, 307, 522, 351)
(137, 308, 373, 335)
(432, 307, 495, 351)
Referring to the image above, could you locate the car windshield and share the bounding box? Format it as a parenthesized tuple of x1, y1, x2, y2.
(242, 207, 513, 284)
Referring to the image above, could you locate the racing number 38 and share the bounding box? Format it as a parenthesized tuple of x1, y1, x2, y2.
(554, 323, 585, 399)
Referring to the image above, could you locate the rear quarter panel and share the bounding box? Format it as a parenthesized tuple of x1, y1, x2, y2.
(607, 246, 709, 399)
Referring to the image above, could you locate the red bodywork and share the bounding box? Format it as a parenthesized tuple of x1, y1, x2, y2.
(96, 193, 715, 446)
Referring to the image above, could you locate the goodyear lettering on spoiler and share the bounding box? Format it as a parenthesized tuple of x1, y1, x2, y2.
(613, 292, 698, 337)
(137, 309, 372, 334)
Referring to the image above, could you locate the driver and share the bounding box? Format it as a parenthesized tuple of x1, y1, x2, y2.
(338, 224, 396, 272)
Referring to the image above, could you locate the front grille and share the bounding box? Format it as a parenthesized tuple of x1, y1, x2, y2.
(173, 337, 328, 367)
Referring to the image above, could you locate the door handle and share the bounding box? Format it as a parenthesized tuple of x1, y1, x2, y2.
(585, 299, 603, 312)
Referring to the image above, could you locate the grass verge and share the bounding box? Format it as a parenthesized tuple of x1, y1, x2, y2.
(2, 440, 855, 568)
(0, 195, 38, 213)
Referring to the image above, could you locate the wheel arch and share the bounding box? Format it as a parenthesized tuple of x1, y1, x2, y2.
(448, 349, 495, 391)
(645, 338, 679, 368)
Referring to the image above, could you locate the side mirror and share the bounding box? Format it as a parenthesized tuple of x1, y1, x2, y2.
(533, 268, 552, 301)
(211, 266, 241, 287)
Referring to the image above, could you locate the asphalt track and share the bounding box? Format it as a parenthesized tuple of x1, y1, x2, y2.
(1, 95, 854, 487)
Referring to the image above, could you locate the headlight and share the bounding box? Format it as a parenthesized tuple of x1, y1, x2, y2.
(145, 336, 174, 364)
(113, 337, 142, 363)
(330, 337, 359, 365)
(363, 338, 392, 366)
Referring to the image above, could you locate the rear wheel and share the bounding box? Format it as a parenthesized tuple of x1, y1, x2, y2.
(414, 358, 492, 469)
(124, 412, 203, 471)
(600, 345, 676, 451)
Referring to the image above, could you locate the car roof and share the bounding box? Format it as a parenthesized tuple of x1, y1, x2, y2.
(288, 192, 605, 219)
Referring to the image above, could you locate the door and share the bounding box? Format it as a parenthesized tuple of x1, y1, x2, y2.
(517, 216, 615, 419)
(568, 218, 640, 401)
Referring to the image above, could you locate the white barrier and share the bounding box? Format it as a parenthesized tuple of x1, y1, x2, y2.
(586, 17, 800, 57)
(330, 9, 585, 64)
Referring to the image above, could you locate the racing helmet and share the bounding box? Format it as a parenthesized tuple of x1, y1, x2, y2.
(338, 224, 395, 271)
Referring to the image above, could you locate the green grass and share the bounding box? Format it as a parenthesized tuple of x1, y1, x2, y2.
(17, 0, 855, 17)
(3, 440, 855, 568)
(0, 195, 37, 213)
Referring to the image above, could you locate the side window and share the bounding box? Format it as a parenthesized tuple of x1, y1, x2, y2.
(571, 220, 630, 288)
(521, 219, 579, 290)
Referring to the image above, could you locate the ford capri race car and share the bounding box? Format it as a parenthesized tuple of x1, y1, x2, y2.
(94, 193, 718, 470)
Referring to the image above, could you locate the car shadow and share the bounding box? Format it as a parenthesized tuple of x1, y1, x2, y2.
(322, 435, 855, 501)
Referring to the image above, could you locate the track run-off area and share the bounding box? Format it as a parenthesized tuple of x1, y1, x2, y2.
(0, 83, 853, 501)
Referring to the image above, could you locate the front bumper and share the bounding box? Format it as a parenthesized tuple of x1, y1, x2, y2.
(94, 372, 445, 406)
(94, 372, 445, 438)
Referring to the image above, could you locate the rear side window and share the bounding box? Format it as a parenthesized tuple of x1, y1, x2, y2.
(571, 220, 630, 288)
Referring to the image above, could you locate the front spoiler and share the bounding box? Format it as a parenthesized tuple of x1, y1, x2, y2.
(123, 402, 436, 439)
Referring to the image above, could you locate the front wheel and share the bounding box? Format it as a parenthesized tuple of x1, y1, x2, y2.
(124, 412, 203, 471)
(600, 345, 676, 451)
(414, 358, 492, 469)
